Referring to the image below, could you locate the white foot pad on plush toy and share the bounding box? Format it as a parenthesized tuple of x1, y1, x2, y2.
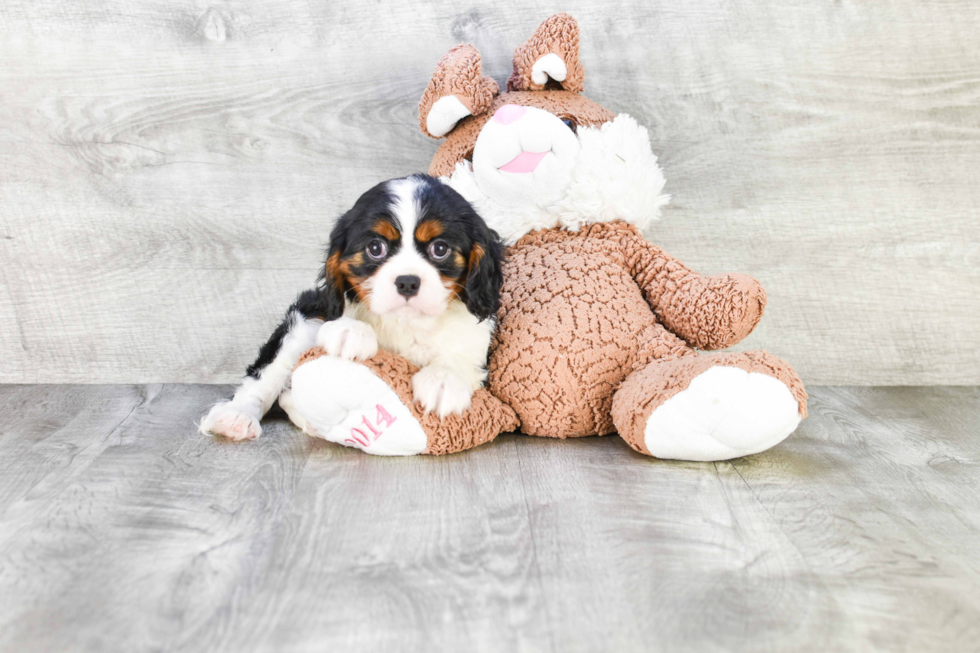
(644, 366, 800, 461)
(290, 356, 427, 456)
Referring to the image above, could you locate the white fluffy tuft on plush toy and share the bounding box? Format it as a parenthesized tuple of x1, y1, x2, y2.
(443, 113, 670, 245)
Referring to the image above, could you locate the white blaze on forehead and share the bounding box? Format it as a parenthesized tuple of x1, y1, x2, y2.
(387, 176, 421, 238)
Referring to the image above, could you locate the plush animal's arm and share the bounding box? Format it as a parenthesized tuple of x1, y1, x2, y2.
(621, 230, 767, 350)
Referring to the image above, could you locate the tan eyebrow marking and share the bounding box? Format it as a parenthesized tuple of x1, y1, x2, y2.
(415, 220, 444, 242)
(372, 220, 399, 241)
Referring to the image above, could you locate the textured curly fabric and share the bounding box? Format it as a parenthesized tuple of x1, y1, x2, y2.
(619, 226, 768, 350)
(294, 347, 519, 455)
(428, 90, 615, 177)
(507, 13, 585, 94)
(611, 351, 809, 455)
(489, 224, 698, 439)
(377, 12, 807, 459)
(418, 44, 500, 139)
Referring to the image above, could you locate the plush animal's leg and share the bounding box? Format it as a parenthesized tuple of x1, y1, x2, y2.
(278, 389, 313, 436)
(289, 348, 519, 456)
(621, 227, 768, 350)
(611, 351, 807, 461)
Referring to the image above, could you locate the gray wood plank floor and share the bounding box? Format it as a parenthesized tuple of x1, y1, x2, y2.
(0, 385, 978, 652)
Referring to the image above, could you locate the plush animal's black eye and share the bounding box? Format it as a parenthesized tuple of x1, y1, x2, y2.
(562, 118, 577, 133)
(428, 240, 450, 261)
(366, 239, 388, 260)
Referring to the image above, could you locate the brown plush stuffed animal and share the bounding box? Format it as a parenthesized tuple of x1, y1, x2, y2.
(287, 13, 807, 461)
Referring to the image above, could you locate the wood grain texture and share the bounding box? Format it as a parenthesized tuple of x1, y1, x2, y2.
(730, 386, 980, 651)
(1, 1, 979, 383)
(1, 384, 979, 652)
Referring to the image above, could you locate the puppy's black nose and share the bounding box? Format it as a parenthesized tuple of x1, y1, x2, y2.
(395, 275, 421, 298)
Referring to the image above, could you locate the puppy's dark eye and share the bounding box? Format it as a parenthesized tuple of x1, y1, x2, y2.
(366, 239, 388, 260)
(562, 118, 577, 133)
(428, 240, 450, 261)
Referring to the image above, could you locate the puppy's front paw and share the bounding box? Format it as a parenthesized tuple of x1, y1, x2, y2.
(412, 367, 473, 418)
(316, 317, 378, 361)
(200, 402, 262, 441)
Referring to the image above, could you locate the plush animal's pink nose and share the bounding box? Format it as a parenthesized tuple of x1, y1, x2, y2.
(492, 104, 526, 125)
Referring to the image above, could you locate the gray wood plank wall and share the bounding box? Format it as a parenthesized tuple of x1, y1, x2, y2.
(1, 1, 978, 384)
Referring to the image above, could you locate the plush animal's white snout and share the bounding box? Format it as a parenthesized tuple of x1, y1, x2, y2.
(490, 105, 547, 173)
(472, 104, 580, 209)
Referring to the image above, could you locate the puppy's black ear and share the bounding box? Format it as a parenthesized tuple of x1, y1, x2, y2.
(316, 234, 347, 322)
(463, 229, 505, 321)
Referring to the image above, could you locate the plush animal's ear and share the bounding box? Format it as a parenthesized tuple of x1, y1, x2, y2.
(419, 44, 499, 139)
(507, 13, 584, 94)
(316, 235, 348, 322)
(463, 231, 505, 322)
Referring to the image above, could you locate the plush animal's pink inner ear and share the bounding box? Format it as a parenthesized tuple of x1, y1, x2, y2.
(419, 44, 499, 139)
(507, 13, 584, 94)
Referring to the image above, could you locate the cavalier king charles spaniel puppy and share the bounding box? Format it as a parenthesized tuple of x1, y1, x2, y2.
(201, 174, 505, 441)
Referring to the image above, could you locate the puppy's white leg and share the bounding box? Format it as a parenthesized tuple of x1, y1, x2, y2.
(200, 379, 265, 441)
(411, 366, 474, 418)
(315, 316, 378, 361)
(200, 314, 321, 441)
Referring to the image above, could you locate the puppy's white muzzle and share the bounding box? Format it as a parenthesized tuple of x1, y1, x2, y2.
(366, 252, 451, 318)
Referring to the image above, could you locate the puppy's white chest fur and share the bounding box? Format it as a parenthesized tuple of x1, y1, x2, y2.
(345, 299, 493, 391)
